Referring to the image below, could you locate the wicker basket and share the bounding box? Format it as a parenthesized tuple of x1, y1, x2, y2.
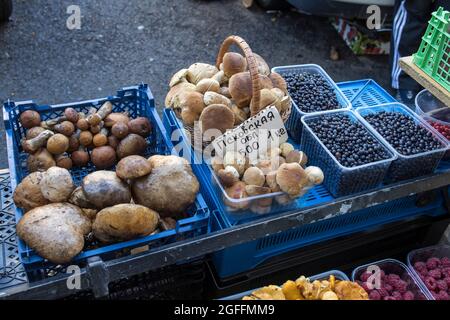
(177, 35, 292, 151)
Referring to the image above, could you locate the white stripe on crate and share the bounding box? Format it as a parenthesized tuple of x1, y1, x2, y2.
(392, 1, 407, 89)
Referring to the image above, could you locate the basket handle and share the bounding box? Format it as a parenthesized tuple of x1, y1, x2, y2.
(216, 36, 261, 117)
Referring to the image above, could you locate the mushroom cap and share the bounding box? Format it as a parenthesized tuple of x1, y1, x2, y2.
(27, 148, 56, 173)
(46, 134, 69, 155)
(165, 82, 196, 108)
(104, 113, 131, 128)
(223, 151, 246, 176)
(178, 91, 205, 115)
(286, 150, 308, 167)
(20, 110, 41, 129)
(64, 108, 80, 123)
(223, 52, 247, 77)
(259, 74, 274, 90)
(26, 127, 46, 140)
(116, 155, 152, 180)
(13, 172, 50, 211)
(111, 122, 129, 139)
(305, 166, 324, 185)
(72, 150, 90, 167)
(91, 146, 117, 169)
(280, 142, 295, 158)
(250, 88, 277, 113)
(228, 71, 253, 108)
(148, 155, 189, 169)
(203, 91, 232, 107)
(269, 72, 288, 92)
(82, 170, 132, 209)
(243, 167, 265, 187)
(256, 156, 285, 175)
(169, 68, 189, 87)
(195, 78, 220, 94)
(276, 163, 309, 197)
(245, 185, 271, 197)
(186, 63, 219, 84)
(128, 117, 152, 137)
(116, 134, 147, 159)
(231, 104, 249, 126)
(199, 104, 235, 139)
(40, 167, 75, 202)
(217, 166, 240, 188)
(224, 181, 250, 210)
(265, 171, 280, 192)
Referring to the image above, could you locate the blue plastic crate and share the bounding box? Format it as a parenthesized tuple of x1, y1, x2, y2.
(3, 84, 210, 272)
(272, 64, 351, 143)
(301, 109, 397, 197)
(338, 79, 396, 108)
(221, 269, 349, 300)
(352, 258, 432, 300)
(356, 103, 449, 182)
(211, 195, 446, 278)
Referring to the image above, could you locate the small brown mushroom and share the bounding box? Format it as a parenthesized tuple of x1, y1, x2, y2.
(22, 130, 54, 153)
(67, 131, 80, 153)
(266, 171, 280, 192)
(27, 148, 56, 173)
(305, 166, 324, 186)
(54, 121, 75, 137)
(286, 150, 308, 167)
(55, 153, 73, 170)
(90, 121, 104, 135)
(79, 131, 93, 147)
(77, 118, 90, 131)
(46, 133, 69, 155)
(87, 101, 113, 126)
(64, 108, 79, 123)
(128, 117, 152, 137)
(224, 181, 250, 210)
(178, 91, 205, 126)
(91, 146, 117, 169)
(104, 112, 130, 128)
(26, 127, 46, 140)
(222, 52, 247, 77)
(276, 163, 309, 197)
(245, 185, 273, 207)
(20, 110, 41, 129)
(116, 155, 152, 180)
(217, 166, 240, 187)
(71, 147, 90, 167)
(117, 134, 147, 159)
(93, 128, 109, 147)
(228, 72, 253, 108)
(243, 167, 265, 187)
(108, 135, 120, 149)
(280, 143, 294, 158)
(223, 151, 246, 176)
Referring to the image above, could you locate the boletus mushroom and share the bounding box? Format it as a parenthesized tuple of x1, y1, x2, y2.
(186, 63, 219, 84)
(13, 172, 50, 211)
(20, 110, 41, 129)
(276, 163, 309, 197)
(116, 134, 147, 159)
(46, 133, 69, 155)
(40, 167, 75, 202)
(82, 171, 132, 209)
(116, 155, 152, 180)
(91, 146, 117, 169)
(224, 181, 250, 211)
(199, 104, 234, 140)
(27, 148, 56, 173)
(222, 52, 247, 77)
(128, 117, 152, 137)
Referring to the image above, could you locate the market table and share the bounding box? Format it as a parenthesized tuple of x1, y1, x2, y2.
(1, 165, 449, 299)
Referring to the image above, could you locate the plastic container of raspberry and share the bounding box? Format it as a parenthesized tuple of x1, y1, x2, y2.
(356, 103, 449, 182)
(407, 245, 450, 300)
(221, 270, 349, 300)
(272, 64, 351, 143)
(301, 109, 396, 198)
(352, 259, 432, 300)
(415, 89, 450, 160)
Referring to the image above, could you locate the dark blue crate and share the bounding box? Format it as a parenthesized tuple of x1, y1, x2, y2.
(338, 79, 396, 108)
(356, 103, 449, 182)
(3, 84, 210, 272)
(221, 269, 349, 300)
(301, 110, 396, 198)
(211, 195, 446, 278)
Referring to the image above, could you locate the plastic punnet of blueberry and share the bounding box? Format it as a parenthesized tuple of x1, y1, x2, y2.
(308, 114, 390, 168)
(283, 72, 340, 113)
(363, 112, 443, 156)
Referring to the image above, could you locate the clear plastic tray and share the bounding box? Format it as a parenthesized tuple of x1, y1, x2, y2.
(356, 103, 449, 182)
(272, 64, 351, 142)
(301, 109, 396, 198)
(352, 258, 431, 300)
(221, 270, 349, 300)
(407, 244, 450, 300)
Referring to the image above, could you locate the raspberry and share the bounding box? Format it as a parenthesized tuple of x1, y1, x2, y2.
(386, 274, 401, 286)
(369, 290, 381, 300)
(384, 284, 394, 293)
(414, 261, 427, 272)
(441, 257, 450, 268)
(391, 291, 403, 300)
(442, 267, 450, 278)
(383, 296, 397, 301)
(444, 277, 450, 288)
(419, 269, 428, 277)
(436, 279, 448, 292)
(403, 291, 415, 300)
(360, 271, 372, 282)
(394, 280, 408, 293)
(429, 269, 442, 280)
(436, 290, 449, 301)
(377, 288, 389, 298)
(425, 276, 437, 291)
(359, 281, 370, 292)
(426, 257, 440, 270)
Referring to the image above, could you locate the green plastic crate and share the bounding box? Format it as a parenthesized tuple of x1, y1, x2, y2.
(413, 7, 450, 92)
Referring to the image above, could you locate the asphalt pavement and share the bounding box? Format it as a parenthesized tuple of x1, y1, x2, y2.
(0, 0, 392, 169)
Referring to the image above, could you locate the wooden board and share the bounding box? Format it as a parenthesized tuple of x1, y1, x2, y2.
(399, 56, 450, 107)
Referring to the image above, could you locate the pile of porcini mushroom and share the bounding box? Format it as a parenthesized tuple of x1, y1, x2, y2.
(212, 142, 324, 213)
(13, 155, 199, 264)
(19, 102, 152, 172)
(165, 52, 291, 137)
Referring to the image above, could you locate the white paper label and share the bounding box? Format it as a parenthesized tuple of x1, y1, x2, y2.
(212, 106, 288, 161)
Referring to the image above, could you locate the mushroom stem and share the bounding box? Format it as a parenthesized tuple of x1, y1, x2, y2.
(87, 101, 113, 126)
(40, 116, 67, 129)
(22, 130, 54, 153)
